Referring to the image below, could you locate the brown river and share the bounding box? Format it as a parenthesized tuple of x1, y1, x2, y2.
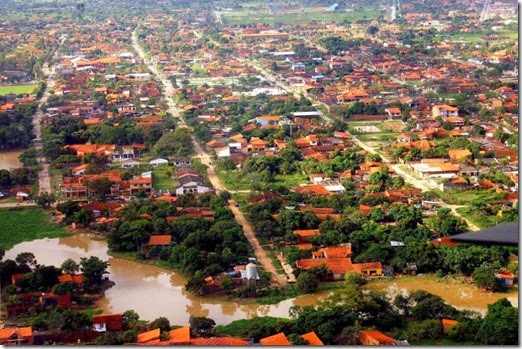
(5, 234, 518, 325)
(0, 150, 23, 170)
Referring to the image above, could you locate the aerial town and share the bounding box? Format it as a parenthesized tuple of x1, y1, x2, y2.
(0, 0, 518, 345)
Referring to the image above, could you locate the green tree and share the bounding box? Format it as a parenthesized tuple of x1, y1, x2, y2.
(79, 256, 109, 288)
(189, 315, 216, 337)
(477, 298, 518, 345)
(472, 266, 503, 291)
(220, 275, 235, 292)
(296, 271, 319, 294)
(185, 272, 206, 296)
(149, 317, 171, 332)
(288, 333, 308, 345)
(51, 281, 75, 295)
(35, 192, 55, 209)
(122, 310, 140, 331)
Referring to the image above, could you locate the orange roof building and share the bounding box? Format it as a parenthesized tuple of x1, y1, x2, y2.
(0, 327, 33, 345)
(358, 330, 398, 345)
(168, 326, 191, 343)
(301, 331, 324, 345)
(149, 235, 172, 246)
(260, 332, 291, 345)
(137, 328, 161, 343)
(442, 319, 459, 334)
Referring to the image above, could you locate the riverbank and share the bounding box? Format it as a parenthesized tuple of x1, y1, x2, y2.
(0, 207, 70, 250)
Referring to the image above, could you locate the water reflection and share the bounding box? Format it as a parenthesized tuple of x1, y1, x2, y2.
(363, 280, 519, 316)
(4, 234, 329, 325)
(0, 150, 23, 170)
(6, 235, 516, 325)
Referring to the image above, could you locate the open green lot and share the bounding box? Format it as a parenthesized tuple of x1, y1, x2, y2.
(0, 207, 70, 250)
(152, 166, 176, 191)
(438, 188, 506, 206)
(0, 84, 37, 96)
(217, 170, 308, 191)
(222, 9, 385, 25)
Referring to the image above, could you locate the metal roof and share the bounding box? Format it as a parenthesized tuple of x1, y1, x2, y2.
(450, 221, 519, 246)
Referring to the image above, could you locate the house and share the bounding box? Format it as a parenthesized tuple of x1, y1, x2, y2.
(260, 332, 291, 345)
(300, 331, 324, 345)
(432, 104, 459, 118)
(173, 157, 192, 166)
(496, 270, 516, 288)
(148, 235, 172, 246)
(293, 229, 320, 243)
(0, 327, 33, 345)
(385, 107, 401, 117)
(168, 326, 191, 343)
(448, 149, 472, 163)
(137, 328, 161, 344)
(149, 158, 168, 167)
(72, 164, 88, 176)
(92, 313, 123, 332)
(442, 319, 459, 334)
(128, 177, 153, 196)
(175, 172, 211, 195)
(120, 158, 141, 169)
(411, 162, 460, 178)
(215, 146, 231, 158)
(358, 330, 398, 345)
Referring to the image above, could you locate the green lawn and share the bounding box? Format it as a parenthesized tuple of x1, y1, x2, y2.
(0, 84, 38, 96)
(152, 167, 176, 191)
(456, 207, 516, 229)
(217, 170, 308, 191)
(0, 207, 70, 250)
(222, 9, 385, 25)
(438, 189, 506, 206)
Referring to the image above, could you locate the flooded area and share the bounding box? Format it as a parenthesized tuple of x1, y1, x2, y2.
(5, 234, 518, 324)
(4, 234, 331, 325)
(363, 278, 518, 316)
(0, 150, 23, 170)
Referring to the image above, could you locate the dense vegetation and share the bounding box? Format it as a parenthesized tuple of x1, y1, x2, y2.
(101, 193, 251, 294)
(0, 103, 37, 149)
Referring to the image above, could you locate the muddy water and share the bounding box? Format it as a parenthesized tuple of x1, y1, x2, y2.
(6, 235, 518, 325)
(4, 234, 331, 325)
(0, 150, 23, 170)
(363, 278, 518, 316)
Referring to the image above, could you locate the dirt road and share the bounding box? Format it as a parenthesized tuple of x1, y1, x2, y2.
(133, 26, 285, 285)
(229, 203, 287, 286)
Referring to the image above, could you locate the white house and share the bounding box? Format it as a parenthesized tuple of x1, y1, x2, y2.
(215, 146, 231, 158)
(120, 158, 141, 169)
(149, 158, 168, 167)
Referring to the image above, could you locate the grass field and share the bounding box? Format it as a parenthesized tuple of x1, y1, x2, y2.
(438, 188, 506, 206)
(0, 84, 37, 96)
(217, 170, 308, 191)
(0, 207, 70, 250)
(222, 9, 385, 25)
(152, 167, 176, 191)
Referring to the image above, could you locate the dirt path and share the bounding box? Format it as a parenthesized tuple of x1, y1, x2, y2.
(229, 203, 286, 286)
(133, 27, 285, 285)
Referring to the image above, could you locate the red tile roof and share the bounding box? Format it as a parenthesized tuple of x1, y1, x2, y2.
(149, 235, 172, 245)
(168, 326, 190, 343)
(359, 330, 397, 345)
(301, 332, 324, 345)
(137, 329, 161, 343)
(260, 332, 291, 345)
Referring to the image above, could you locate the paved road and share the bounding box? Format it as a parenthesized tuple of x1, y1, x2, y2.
(133, 26, 285, 285)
